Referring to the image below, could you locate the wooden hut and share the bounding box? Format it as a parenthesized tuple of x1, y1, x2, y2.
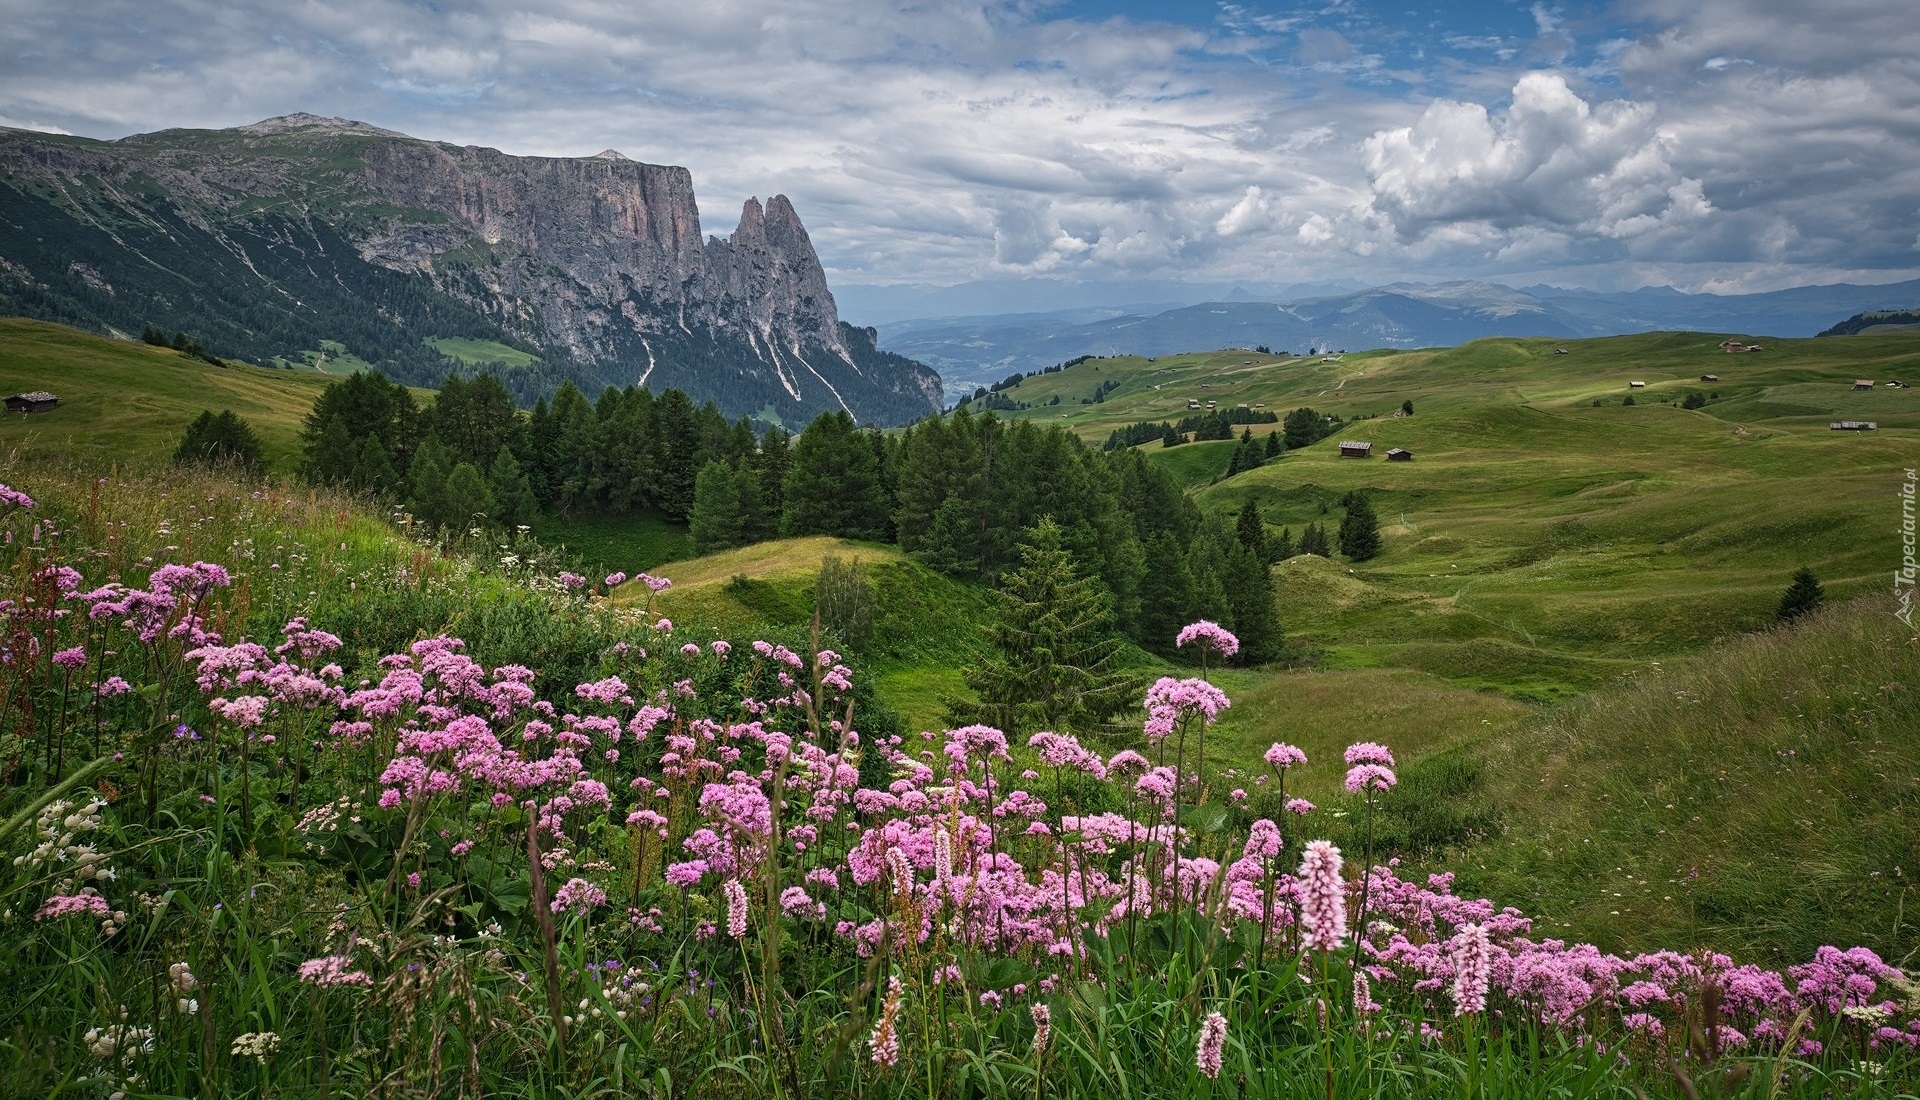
(1338, 441, 1372, 458)
(1386, 448, 1413, 462)
(5, 391, 58, 414)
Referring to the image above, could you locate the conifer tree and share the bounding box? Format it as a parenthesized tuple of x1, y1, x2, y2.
(1776, 567, 1825, 623)
(951, 517, 1137, 737)
(440, 462, 496, 532)
(1264, 431, 1283, 459)
(1298, 522, 1330, 557)
(487, 447, 537, 529)
(1234, 499, 1268, 561)
(407, 436, 453, 530)
(689, 459, 745, 553)
(1135, 530, 1194, 654)
(782, 411, 889, 539)
(1337, 493, 1383, 562)
(731, 460, 768, 543)
(173, 410, 265, 472)
(1221, 543, 1284, 665)
(348, 436, 398, 493)
(307, 415, 357, 484)
(1162, 424, 1183, 447)
(1272, 525, 1295, 561)
(756, 425, 792, 520)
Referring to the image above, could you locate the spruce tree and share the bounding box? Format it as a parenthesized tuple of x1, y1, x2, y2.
(1776, 567, 1825, 623)
(173, 410, 265, 472)
(1222, 544, 1284, 665)
(1264, 431, 1283, 459)
(487, 447, 538, 529)
(307, 415, 357, 484)
(440, 462, 497, 532)
(757, 425, 792, 520)
(1135, 531, 1194, 654)
(407, 436, 453, 530)
(1272, 525, 1295, 561)
(1337, 492, 1382, 562)
(781, 411, 889, 539)
(1298, 522, 1330, 557)
(732, 460, 770, 544)
(689, 459, 744, 553)
(1234, 499, 1268, 561)
(348, 436, 399, 493)
(951, 517, 1137, 737)
(1162, 424, 1182, 447)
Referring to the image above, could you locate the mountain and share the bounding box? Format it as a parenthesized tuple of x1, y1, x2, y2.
(0, 114, 941, 426)
(885, 278, 1920, 393)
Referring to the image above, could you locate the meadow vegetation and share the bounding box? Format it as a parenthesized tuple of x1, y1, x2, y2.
(1, 456, 1916, 1099)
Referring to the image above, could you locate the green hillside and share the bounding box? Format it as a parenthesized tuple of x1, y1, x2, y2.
(0, 317, 336, 469)
(994, 330, 1920, 701)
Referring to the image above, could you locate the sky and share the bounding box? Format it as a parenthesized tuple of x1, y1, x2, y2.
(2, 0, 1917, 300)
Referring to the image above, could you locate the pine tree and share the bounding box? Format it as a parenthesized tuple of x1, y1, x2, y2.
(756, 425, 792, 521)
(1776, 567, 1825, 623)
(781, 411, 889, 539)
(173, 410, 265, 472)
(1337, 493, 1382, 562)
(1234, 499, 1268, 561)
(689, 459, 745, 553)
(731, 460, 768, 544)
(1221, 544, 1284, 665)
(440, 462, 497, 532)
(1400, 399, 1414, 416)
(307, 415, 357, 484)
(348, 436, 399, 493)
(1264, 431, 1283, 459)
(1162, 424, 1182, 447)
(1272, 525, 1295, 561)
(1297, 522, 1330, 557)
(950, 517, 1138, 737)
(1135, 531, 1194, 654)
(407, 436, 453, 530)
(487, 447, 538, 529)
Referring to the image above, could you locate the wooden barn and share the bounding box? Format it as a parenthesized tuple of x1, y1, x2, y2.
(1628, 381, 1646, 388)
(1338, 441, 1372, 458)
(1386, 448, 1413, 462)
(1853, 380, 1875, 390)
(5, 391, 58, 414)
(1700, 374, 1719, 382)
(1831, 421, 1878, 431)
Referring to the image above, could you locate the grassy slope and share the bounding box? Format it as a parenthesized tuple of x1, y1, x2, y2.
(1443, 595, 1920, 962)
(611, 537, 1007, 730)
(992, 330, 1920, 701)
(0, 317, 336, 469)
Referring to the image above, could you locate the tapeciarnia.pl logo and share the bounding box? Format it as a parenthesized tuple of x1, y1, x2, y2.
(1898, 468, 1917, 629)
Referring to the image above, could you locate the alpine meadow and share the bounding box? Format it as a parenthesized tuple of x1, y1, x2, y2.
(2, 3, 1920, 1098)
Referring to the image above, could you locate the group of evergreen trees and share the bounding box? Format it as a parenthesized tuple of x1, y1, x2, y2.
(289, 369, 1320, 665)
(299, 371, 785, 535)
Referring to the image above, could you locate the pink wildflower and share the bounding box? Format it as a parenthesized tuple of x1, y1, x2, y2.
(1031, 1002, 1052, 1052)
(297, 955, 372, 987)
(51, 646, 87, 670)
(1344, 764, 1397, 793)
(1264, 742, 1306, 769)
(1196, 1011, 1227, 1079)
(1297, 840, 1347, 952)
(1343, 741, 1395, 766)
(871, 975, 904, 1068)
(1176, 620, 1240, 659)
(1451, 923, 1492, 1015)
(724, 878, 749, 938)
(552, 877, 609, 914)
(604, 572, 627, 588)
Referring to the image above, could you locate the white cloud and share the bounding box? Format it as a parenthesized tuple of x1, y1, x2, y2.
(0, 0, 1914, 295)
(1361, 73, 1709, 242)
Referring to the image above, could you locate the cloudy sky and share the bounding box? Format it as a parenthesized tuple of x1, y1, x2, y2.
(3, 0, 1917, 300)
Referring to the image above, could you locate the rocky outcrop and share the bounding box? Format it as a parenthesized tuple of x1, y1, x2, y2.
(0, 115, 941, 424)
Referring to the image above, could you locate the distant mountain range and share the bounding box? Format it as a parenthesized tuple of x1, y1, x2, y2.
(879, 279, 1920, 398)
(0, 114, 941, 426)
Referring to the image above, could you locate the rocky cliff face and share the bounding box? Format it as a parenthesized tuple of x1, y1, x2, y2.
(0, 114, 940, 425)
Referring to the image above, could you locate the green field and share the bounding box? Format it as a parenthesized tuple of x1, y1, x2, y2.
(425, 335, 541, 370)
(0, 317, 335, 469)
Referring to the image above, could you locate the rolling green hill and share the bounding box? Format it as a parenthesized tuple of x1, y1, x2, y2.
(0, 317, 336, 469)
(993, 331, 1920, 701)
